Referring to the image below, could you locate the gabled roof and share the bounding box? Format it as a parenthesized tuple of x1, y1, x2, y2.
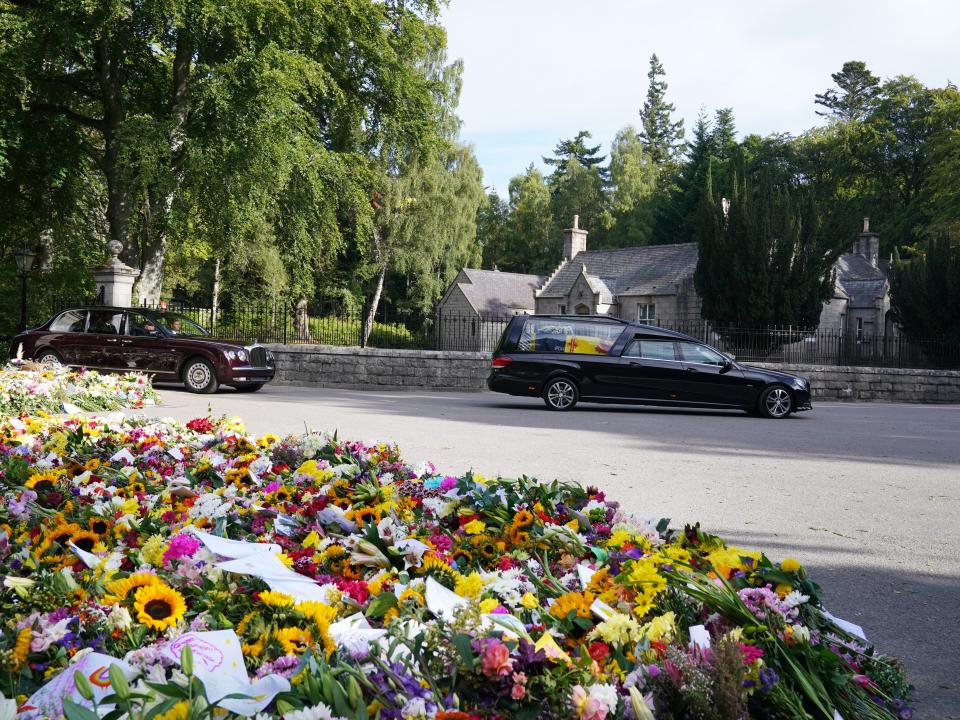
(449, 268, 545, 315)
(537, 243, 698, 299)
(835, 253, 888, 308)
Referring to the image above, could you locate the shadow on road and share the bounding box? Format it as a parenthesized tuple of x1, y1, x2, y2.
(193, 385, 960, 468)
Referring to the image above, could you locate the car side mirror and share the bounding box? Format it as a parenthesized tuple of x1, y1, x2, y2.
(720, 359, 734, 373)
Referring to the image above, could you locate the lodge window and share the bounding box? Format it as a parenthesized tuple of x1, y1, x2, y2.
(636, 303, 656, 322)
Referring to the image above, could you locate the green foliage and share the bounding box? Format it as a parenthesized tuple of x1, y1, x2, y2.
(505, 167, 556, 273)
(815, 60, 881, 122)
(639, 53, 686, 168)
(889, 236, 960, 343)
(605, 125, 657, 247)
(694, 155, 841, 329)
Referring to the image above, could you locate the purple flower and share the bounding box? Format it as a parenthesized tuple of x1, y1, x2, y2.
(8, 490, 36, 520)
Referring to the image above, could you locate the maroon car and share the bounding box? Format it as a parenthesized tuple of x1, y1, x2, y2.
(8, 306, 276, 393)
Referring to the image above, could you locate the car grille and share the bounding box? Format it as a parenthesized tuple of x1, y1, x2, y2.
(250, 347, 267, 367)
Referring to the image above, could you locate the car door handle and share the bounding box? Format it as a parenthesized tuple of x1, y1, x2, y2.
(105, 338, 118, 343)
(685, 367, 698, 373)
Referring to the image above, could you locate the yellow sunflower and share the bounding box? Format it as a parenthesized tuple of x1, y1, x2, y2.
(88, 517, 111, 535)
(102, 571, 163, 605)
(273, 627, 313, 654)
(70, 530, 101, 553)
(259, 590, 295, 608)
(133, 584, 187, 632)
(418, 555, 460, 583)
(550, 591, 596, 620)
(11, 628, 31, 670)
(25, 471, 60, 493)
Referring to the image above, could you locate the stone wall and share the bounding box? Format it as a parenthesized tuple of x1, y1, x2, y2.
(265, 345, 490, 391)
(753, 363, 960, 403)
(265, 344, 960, 402)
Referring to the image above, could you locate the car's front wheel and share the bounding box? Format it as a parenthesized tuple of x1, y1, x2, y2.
(182, 358, 219, 394)
(35, 348, 62, 366)
(758, 384, 793, 419)
(543, 377, 579, 411)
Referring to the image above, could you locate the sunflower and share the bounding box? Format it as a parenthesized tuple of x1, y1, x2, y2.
(265, 486, 294, 505)
(472, 536, 500, 561)
(11, 628, 31, 670)
(550, 591, 596, 621)
(273, 627, 313, 654)
(418, 555, 460, 584)
(25, 471, 60, 493)
(348, 506, 380, 528)
(70, 530, 101, 553)
(133, 584, 187, 632)
(84, 458, 102, 472)
(154, 700, 189, 720)
(36, 521, 82, 559)
(512, 509, 534, 528)
(102, 572, 163, 605)
(295, 602, 337, 658)
(242, 634, 267, 658)
(259, 590, 295, 608)
(88, 517, 111, 535)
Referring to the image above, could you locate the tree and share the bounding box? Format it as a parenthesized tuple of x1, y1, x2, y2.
(889, 236, 960, 344)
(543, 130, 608, 179)
(504, 167, 555, 273)
(543, 131, 609, 241)
(0, 0, 447, 304)
(815, 61, 881, 121)
(694, 155, 842, 330)
(478, 191, 511, 269)
(361, 54, 486, 343)
(605, 125, 657, 247)
(639, 53, 685, 168)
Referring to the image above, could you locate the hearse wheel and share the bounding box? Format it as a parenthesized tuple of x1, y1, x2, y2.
(543, 377, 579, 411)
(758, 384, 793, 419)
(35, 349, 63, 366)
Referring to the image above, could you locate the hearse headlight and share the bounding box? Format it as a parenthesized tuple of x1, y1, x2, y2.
(237, 349, 248, 362)
(224, 350, 237, 360)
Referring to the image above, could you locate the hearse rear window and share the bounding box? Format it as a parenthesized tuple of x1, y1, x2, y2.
(517, 318, 623, 355)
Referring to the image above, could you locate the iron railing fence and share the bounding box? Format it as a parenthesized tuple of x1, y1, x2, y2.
(15, 298, 960, 370)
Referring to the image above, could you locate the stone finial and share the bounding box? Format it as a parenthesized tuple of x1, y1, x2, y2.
(573, 214, 579, 230)
(863, 217, 870, 233)
(106, 239, 124, 266)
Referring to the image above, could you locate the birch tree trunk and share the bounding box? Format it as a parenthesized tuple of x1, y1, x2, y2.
(362, 261, 387, 347)
(211, 257, 221, 329)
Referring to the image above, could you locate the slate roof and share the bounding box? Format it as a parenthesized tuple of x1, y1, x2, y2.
(835, 253, 888, 308)
(537, 243, 698, 299)
(452, 268, 545, 315)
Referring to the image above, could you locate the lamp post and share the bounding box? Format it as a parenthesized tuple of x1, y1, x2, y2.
(14, 244, 37, 332)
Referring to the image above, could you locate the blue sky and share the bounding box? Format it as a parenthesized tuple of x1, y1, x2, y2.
(440, 0, 959, 194)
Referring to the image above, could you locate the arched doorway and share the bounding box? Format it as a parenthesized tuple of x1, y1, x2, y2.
(574, 303, 591, 315)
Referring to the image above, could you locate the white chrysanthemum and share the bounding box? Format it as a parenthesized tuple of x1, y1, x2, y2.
(783, 590, 810, 608)
(283, 702, 341, 720)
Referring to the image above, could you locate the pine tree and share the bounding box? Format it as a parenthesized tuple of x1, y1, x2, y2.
(815, 60, 881, 121)
(543, 130, 607, 180)
(639, 53, 686, 167)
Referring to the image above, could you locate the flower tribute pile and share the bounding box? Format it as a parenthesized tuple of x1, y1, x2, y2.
(0, 363, 158, 416)
(0, 413, 912, 720)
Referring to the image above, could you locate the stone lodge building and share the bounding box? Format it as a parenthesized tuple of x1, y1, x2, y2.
(437, 216, 893, 350)
(436, 267, 545, 350)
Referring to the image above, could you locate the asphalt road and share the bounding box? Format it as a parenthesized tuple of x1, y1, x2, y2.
(140, 384, 960, 718)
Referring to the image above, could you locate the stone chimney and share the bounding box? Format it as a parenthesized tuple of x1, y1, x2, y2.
(852, 217, 879, 268)
(563, 215, 588, 261)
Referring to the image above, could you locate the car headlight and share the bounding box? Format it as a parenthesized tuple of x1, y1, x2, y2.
(237, 349, 248, 362)
(224, 350, 237, 360)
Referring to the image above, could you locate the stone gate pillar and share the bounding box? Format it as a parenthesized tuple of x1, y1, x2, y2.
(91, 240, 140, 307)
